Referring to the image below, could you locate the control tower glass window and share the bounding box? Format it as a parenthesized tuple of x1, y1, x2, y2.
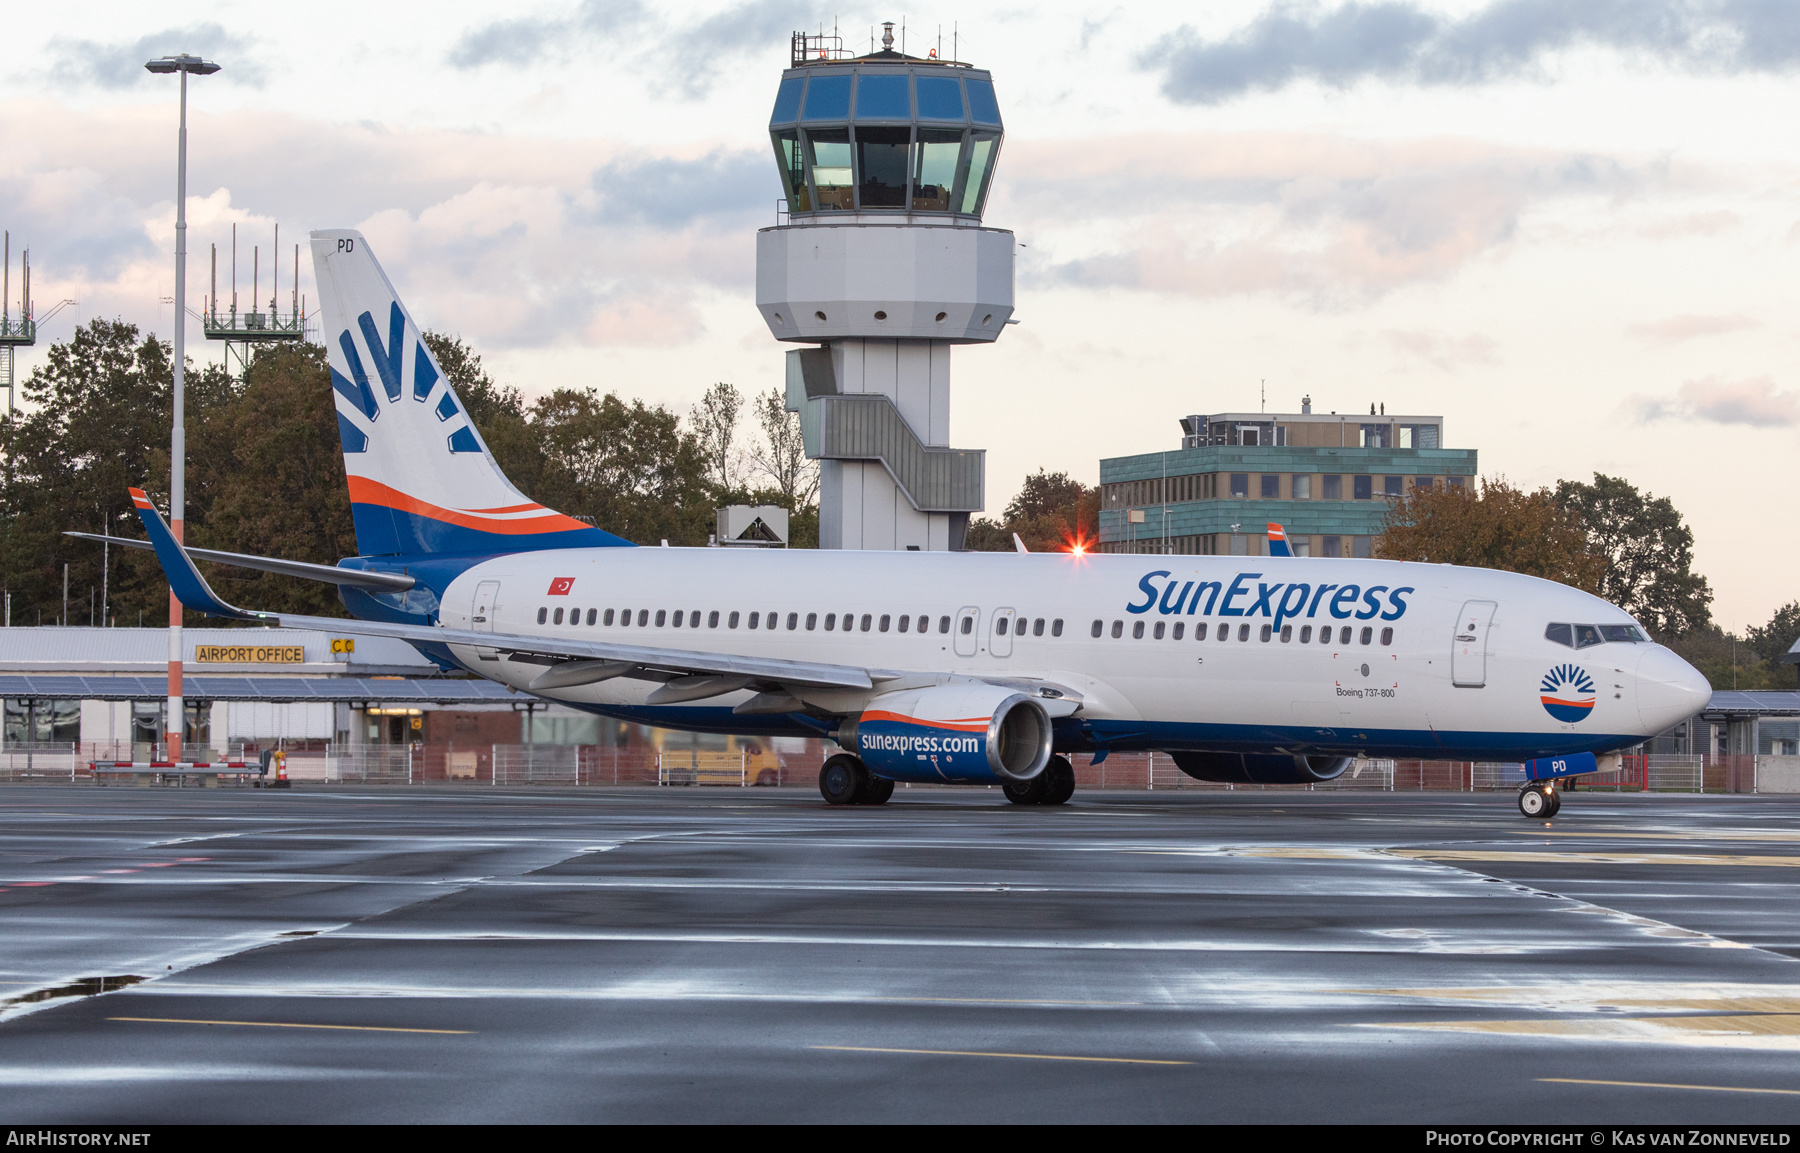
(857, 126, 911, 208)
(916, 76, 965, 120)
(855, 74, 910, 119)
(959, 132, 1000, 215)
(966, 79, 1002, 125)
(806, 129, 853, 210)
(772, 130, 810, 212)
(771, 77, 805, 124)
(912, 128, 961, 211)
(802, 74, 851, 120)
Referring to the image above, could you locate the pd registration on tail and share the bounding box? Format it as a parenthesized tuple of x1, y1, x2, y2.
(82, 231, 1712, 817)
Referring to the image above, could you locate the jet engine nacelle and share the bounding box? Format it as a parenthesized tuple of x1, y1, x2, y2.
(1169, 752, 1354, 785)
(843, 683, 1054, 785)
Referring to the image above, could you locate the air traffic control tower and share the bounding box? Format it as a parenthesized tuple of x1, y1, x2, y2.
(758, 25, 1013, 551)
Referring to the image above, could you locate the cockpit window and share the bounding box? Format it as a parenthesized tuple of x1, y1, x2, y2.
(1545, 623, 1573, 648)
(1601, 624, 1646, 643)
(1573, 624, 1604, 649)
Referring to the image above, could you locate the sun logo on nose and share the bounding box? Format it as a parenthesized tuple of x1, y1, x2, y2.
(1540, 663, 1596, 723)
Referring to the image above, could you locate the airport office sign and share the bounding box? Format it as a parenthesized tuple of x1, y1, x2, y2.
(192, 638, 357, 663)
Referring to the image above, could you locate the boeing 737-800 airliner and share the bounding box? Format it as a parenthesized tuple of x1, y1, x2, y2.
(85, 231, 1711, 817)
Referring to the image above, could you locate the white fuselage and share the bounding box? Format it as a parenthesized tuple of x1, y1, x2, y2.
(432, 547, 1710, 761)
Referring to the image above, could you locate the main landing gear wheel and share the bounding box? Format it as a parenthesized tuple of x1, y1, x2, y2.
(1003, 773, 1050, 806)
(820, 754, 863, 806)
(1044, 756, 1076, 806)
(1518, 784, 1558, 818)
(858, 776, 895, 806)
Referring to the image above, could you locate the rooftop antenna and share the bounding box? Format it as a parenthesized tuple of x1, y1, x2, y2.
(252, 243, 259, 324)
(1261, 378, 1265, 413)
(954, 21, 958, 63)
(230, 223, 238, 320)
(271, 223, 278, 316)
(902, 15, 907, 56)
(935, 24, 941, 59)
(882, 21, 894, 51)
(292, 242, 299, 323)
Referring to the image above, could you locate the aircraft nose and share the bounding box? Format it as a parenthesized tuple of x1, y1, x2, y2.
(1636, 644, 1712, 734)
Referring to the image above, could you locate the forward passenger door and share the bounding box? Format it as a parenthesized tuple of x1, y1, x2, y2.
(1452, 600, 1497, 687)
(472, 580, 501, 662)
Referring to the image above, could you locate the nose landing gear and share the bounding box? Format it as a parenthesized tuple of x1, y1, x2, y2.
(1518, 782, 1561, 818)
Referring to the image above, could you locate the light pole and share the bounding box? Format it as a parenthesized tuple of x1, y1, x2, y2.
(145, 52, 219, 760)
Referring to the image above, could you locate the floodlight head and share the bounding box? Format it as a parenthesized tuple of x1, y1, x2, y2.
(144, 54, 221, 75)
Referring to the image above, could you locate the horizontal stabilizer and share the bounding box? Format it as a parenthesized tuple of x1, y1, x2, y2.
(126, 489, 264, 622)
(63, 532, 413, 591)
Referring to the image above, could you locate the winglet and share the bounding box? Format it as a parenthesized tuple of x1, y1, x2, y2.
(128, 487, 264, 621)
(1266, 522, 1293, 557)
(1012, 533, 1029, 554)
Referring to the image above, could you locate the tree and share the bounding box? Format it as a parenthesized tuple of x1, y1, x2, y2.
(1746, 601, 1800, 666)
(690, 382, 744, 493)
(1553, 473, 1712, 637)
(1375, 477, 1603, 590)
(965, 470, 1099, 552)
(746, 386, 817, 508)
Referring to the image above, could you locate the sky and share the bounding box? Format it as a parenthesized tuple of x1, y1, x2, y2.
(4, 0, 1799, 630)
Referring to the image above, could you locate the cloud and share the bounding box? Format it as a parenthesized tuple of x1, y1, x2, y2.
(48, 25, 263, 89)
(1629, 375, 1800, 427)
(1143, 0, 1800, 105)
(588, 149, 776, 228)
(1383, 328, 1501, 369)
(1002, 132, 1643, 301)
(449, 0, 648, 69)
(1627, 313, 1759, 343)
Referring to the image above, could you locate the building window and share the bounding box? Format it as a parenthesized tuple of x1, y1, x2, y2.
(1293, 475, 1312, 500)
(1414, 476, 1434, 492)
(1293, 539, 1311, 557)
(1384, 475, 1402, 497)
(1353, 536, 1372, 558)
(1323, 475, 1342, 500)
(1230, 473, 1249, 497)
(1322, 535, 1341, 558)
(1447, 476, 1466, 490)
(1260, 474, 1280, 499)
(1230, 534, 1248, 556)
(1354, 475, 1373, 500)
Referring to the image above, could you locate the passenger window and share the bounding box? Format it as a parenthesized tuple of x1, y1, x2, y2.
(1280, 625, 1292, 642)
(572, 611, 582, 630)
(1360, 626, 1373, 645)
(805, 612, 817, 630)
(1219, 625, 1230, 642)
(996, 617, 1008, 635)
(604, 609, 615, 626)
(1339, 626, 1351, 645)
(1153, 621, 1165, 639)
(825, 613, 836, 630)
(1300, 625, 1311, 643)
(1601, 624, 1644, 643)
(1195, 622, 1208, 641)
(553, 607, 564, 625)
(1260, 624, 1272, 642)
(879, 614, 890, 632)
(861, 614, 873, 632)
(768, 612, 779, 630)
(587, 609, 597, 625)
(1238, 624, 1250, 641)
(1574, 624, 1603, 649)
(1033, 618, 1044, 636)
(1133, 621, 1145, 639)
(898, 615, 910, 633)
(637, 610, 648, 627)
(748, 612, 760, 629)
(1091, 620, 1103, 638)
(1111, 620, 1123, 638)
(655, 610, 666, 627)
(937, 615, 950, 634)
(709, 610, 720, 628)
(1173, 622, 1184, 640)
(1052, 619, 1063, 637)
(671, 611, 682, 627)
(1380, 626, 1393, 646)
(538, 607, 548, 624)
(787, 612, 798, 630)
(728, 611, 740, 629)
